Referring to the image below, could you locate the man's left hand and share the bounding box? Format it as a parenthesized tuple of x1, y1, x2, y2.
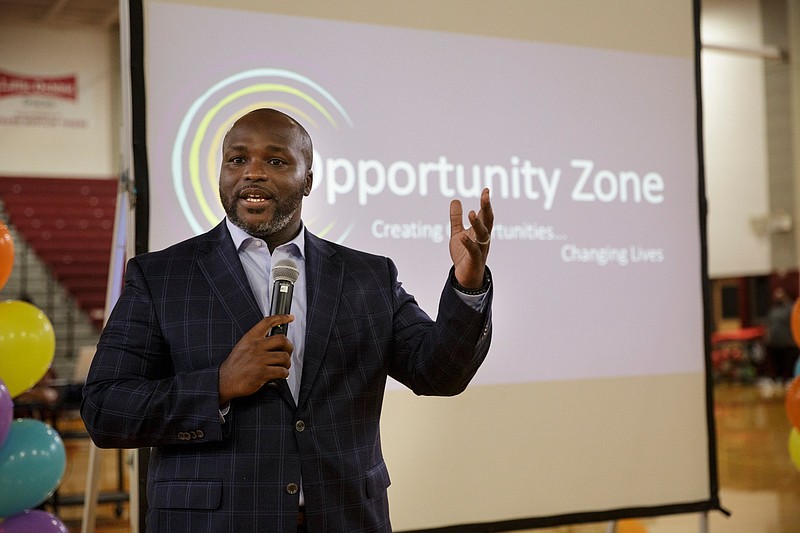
(449, 187, 494, 289)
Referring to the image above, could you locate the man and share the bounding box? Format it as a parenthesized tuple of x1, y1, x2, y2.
(81, 108, 493, 532)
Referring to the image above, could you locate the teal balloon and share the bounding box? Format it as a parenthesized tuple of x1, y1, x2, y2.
(795, 357, 800, 377)
(0, 419, 66, 517)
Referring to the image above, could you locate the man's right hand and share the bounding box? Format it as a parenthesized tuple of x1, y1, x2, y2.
(218, 314, 295, 406)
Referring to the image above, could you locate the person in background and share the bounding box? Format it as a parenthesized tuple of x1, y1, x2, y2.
(763, 287, 798, 389)
(81, 108, 494, 532)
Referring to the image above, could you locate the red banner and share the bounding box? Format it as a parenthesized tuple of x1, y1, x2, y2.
(0, 71, 77, 100)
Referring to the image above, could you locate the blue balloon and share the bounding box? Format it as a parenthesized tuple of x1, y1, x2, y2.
(0, 419, 66, 517)
(795, 356, 800, 377)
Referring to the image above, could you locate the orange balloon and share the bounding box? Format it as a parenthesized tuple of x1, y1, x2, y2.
(0, 223, 12, 291)
(786, 377, 800, 430)
(617, 519, 648, 533)
(791, 299, 800, 347)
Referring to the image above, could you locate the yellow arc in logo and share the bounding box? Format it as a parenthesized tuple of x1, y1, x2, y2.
(172, 68, 353, 236)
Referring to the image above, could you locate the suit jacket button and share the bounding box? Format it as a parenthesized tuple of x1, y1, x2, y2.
(295, 420, 305, 432)
(178, 432, 188, 440)
(286, 483, 299, 495)
(196, 430, 204, 439)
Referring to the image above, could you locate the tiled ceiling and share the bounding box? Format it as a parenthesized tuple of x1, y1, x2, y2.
(0, 0, 120, 29)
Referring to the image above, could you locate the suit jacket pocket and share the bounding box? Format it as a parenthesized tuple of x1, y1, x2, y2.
(365, 462, 391, 498)
(152, 479, 223, 510)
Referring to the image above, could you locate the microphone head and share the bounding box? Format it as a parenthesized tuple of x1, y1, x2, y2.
(272, 258, 300, 284)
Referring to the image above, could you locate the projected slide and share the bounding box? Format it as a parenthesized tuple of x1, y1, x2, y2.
(135, 0, 714, 530)
(146, 2, 703, 386)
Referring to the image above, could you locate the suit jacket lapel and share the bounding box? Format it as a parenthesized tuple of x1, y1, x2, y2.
(298, 233, 342, 409)
(196, 222, 262, 334)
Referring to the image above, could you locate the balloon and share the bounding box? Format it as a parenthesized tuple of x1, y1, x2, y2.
(789, 428, 800, 472)
(786, 377, 800, 430)
(0, 223, 12, 291)
(795, 356, 800, 378)
(0, 378, 11, 447)
(0, 509, 67, 533)
(0, 300, 55, 398)
(0, 419, 66, 517)
(617, 519, 648, 533)
(792, 298, 800, 347)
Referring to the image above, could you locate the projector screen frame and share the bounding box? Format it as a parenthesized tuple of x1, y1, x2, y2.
(122, 0, 722, 529)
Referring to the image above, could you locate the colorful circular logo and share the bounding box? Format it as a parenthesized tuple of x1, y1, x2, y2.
(171, 68, 353, 236)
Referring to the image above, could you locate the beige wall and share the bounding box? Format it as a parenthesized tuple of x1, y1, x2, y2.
(702, 0, 773, 277)
(0, 22, 118, 178)
(164, 0, 694, 57)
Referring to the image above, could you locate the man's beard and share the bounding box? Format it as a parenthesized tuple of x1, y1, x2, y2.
(221, 186, 304, 239)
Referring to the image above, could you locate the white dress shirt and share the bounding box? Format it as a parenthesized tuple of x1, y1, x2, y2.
(226, 218, 307, 404)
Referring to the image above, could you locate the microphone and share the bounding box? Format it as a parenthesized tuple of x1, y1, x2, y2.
(268, 258, 300, 336)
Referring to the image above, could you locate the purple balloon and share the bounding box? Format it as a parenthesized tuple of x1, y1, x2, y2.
(0, 510, 68, 533)
(0, 378, 11, 447)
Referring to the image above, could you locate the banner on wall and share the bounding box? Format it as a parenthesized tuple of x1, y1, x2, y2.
(0, 69, 88, 129)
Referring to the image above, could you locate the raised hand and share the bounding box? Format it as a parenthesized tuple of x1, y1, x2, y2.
(449, 188, 494, 289)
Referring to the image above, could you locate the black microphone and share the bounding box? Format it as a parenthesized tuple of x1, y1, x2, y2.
(268, 258, 300, 336)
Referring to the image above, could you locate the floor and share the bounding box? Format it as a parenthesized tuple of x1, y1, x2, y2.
(43, 382, 800, 532)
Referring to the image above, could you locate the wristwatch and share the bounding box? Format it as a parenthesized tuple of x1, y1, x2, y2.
(451, 270, 491, 295)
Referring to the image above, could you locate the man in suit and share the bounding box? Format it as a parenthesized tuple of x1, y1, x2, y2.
(81, 108, 493, 532)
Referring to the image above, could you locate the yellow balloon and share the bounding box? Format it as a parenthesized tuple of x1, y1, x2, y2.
(0, 300, 55, 398)
(789, 428, 800, 471)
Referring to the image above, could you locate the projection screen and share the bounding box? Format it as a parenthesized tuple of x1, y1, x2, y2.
(127, 0, 719, 529)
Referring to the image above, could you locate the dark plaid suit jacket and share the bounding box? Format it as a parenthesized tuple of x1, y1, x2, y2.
(81, 221, 492, 532)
